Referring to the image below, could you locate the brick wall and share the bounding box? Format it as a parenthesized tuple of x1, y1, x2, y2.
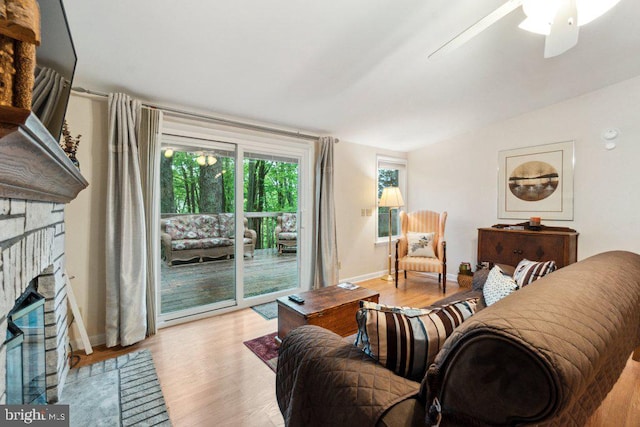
(0, 197, 69, 403)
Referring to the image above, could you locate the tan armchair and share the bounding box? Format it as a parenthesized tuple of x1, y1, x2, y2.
(275, 213, 297, 254)
(395, 210, 447, 292)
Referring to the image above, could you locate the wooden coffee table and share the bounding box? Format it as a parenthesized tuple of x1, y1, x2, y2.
(275, 285, 379, 345)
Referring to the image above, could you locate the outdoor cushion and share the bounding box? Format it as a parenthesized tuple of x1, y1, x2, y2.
(280, 213, 297, 232)
(172, 237, 233, 250)
(278, 232, 297, 240)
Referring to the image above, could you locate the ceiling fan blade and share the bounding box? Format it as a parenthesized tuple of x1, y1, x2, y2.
(429, 0, 523, 59)
(544, 0, 579, 58)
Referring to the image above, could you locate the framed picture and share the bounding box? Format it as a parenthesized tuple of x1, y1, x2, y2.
(498, 141, 574, 220)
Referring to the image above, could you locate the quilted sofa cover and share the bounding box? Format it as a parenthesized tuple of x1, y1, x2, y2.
(276, 251, 640, 426)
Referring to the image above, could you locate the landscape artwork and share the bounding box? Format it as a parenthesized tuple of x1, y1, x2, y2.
(498, 141, 574, 220)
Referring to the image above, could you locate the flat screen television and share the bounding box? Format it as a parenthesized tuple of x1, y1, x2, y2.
(33, 0, 76, 141)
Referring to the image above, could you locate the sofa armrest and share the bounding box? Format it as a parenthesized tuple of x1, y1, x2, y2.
(244, 228, 256, 245)
(161, 232, 172, 248)
(276, 325, 420, 427)
(424, 251, 640, 426)
(274, 225, 283, 237)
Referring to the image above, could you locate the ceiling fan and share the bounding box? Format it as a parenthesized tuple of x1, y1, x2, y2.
(429, 0, 622, 59)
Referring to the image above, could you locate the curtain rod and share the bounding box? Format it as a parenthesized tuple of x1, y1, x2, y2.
(71, 87, 331, 142)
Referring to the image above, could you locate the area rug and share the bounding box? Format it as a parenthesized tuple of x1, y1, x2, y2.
(59, 349, 171, 426)
(251, 301, 278, 320)
(244, 332, 279, 372)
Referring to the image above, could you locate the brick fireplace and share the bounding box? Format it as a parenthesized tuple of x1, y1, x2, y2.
(0, 198, 70, 403)
(0, 112, 89, 403)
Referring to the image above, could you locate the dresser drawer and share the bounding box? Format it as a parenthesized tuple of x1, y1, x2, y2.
(478, 227, 578, 268)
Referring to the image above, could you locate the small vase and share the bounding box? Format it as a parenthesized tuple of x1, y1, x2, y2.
(69, 154, 80, 170)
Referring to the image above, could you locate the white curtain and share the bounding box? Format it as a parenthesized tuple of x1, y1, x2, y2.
(31, 66, 65, 127)
(105, 93, 147, 347)
(138, 107, 163, 336)
(313, 136, 339, 289)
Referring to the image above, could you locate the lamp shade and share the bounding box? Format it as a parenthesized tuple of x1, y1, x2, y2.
(379, 187, 404, 208)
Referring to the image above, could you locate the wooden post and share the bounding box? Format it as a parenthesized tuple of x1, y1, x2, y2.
(65, 272, 93, 355)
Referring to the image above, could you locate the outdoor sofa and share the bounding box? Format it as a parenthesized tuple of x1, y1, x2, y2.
(160, 213, 256, 265)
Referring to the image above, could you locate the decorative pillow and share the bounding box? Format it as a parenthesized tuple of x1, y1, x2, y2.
(407, 232, 436, 258)
(483, 265, 519, 306)
(355, 297, 479, 380)
(513, 259, 557, 287)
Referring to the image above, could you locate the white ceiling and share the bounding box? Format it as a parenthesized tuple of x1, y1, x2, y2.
(63, 0, 640, 151)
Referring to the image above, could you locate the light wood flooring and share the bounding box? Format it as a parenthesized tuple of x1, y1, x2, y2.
(73, 275, 640, 427)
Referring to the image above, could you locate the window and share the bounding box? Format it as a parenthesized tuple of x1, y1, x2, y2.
(377, 156, 407, 242)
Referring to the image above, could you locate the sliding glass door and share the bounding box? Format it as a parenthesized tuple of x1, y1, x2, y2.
(243, 152, 299, 299)
(159, 138, 238, 318)
(157, 131, 310, 323)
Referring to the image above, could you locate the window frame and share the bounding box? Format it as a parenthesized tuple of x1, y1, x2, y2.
(376, 155, 407, 244)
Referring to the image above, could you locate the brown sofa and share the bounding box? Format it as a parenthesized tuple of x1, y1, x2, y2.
(160, 213, 257, 265)
(276, 251, 640, 426)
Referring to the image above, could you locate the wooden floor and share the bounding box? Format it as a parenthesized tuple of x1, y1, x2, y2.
(73, 275, 640, 427)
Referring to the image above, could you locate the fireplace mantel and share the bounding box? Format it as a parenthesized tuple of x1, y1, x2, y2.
(0, 106, 88, 203)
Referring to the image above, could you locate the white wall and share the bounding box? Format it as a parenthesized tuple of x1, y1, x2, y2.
(334, 141, 407, 281)
(64, 75, 640, 344)
(62, 93, 406, 345)
(64, 94, 109, 345)
(408, 75, 640, 277)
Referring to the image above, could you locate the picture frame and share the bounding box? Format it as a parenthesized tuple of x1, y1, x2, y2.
(498, 140, 574, 220)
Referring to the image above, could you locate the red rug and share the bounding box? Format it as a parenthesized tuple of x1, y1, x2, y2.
(244, 332, 279, 372)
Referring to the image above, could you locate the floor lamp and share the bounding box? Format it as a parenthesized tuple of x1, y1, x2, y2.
(379, 187, 404, 281)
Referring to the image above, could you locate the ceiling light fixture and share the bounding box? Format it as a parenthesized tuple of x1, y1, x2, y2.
(163, 148, 174, 158)
(196, 153, 206, 166)
(207, 155, 217, 166)
(519, 0, 622, 36)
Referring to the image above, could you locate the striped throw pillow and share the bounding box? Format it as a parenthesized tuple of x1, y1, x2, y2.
(513, 259, 557, 287)
(355, 298, 479, 381)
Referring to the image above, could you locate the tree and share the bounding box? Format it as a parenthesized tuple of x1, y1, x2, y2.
(160, 155, 175, 213)
(199, 158, 224, 213)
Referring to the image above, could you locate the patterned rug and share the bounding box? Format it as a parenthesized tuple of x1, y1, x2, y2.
(59, 350, 171, 426)
(244, 332, 279, 372)
(251, 301, 278, 320)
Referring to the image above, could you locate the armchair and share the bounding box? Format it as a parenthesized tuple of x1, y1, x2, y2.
(395, 210, 447, 292)
(275, 213, 297, 254)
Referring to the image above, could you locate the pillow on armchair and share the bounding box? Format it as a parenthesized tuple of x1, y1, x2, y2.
(355, 298, 479, 381)
(406, 231, 436, 258)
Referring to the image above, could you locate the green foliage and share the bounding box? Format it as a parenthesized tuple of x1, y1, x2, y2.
(378, 168, 400, 238)
(160, 149, 299, 249)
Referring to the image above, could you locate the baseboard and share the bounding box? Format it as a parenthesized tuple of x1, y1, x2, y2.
(69, 332, 105, 353)
(343, 271, 458, 285)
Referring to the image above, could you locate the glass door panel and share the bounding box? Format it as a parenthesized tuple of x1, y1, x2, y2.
(159, 141, 237, 317)
(243, 152, 299, 298)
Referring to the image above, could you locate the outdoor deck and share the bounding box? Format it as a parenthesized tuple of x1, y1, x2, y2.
(160, 249, 297, 314)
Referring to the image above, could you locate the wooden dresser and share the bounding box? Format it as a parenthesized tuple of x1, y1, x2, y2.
(478, 226, 579, 268)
